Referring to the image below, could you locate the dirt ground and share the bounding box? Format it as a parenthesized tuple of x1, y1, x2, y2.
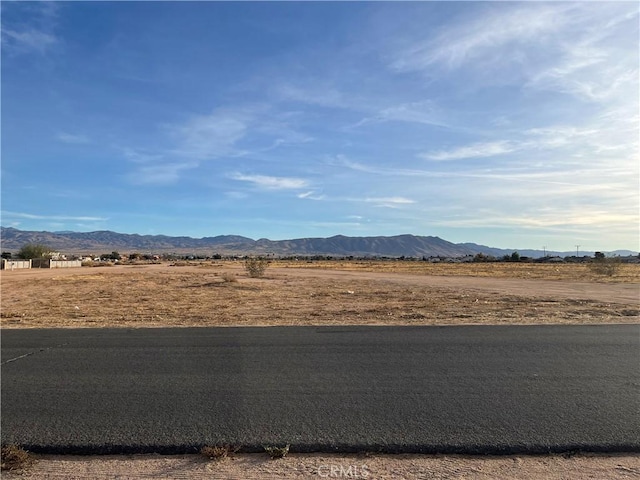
(3, 452, 640, 479)
(1, 261, 638, 329)
(1, 261, 638, 478)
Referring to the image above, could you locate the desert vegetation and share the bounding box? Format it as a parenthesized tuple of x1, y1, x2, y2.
(1, 445, 34, 473)
(201, 445, 240, 461)
(0, 261, 637, 329)
(587, 255, 623, 277)
(244, 257, 269, 278)
(264, 445, 290, 459)
(16, 243, 53, 260)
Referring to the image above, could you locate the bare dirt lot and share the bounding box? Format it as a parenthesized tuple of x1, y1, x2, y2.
(2, 261, 638, 478)
(1, 261, 638, 329)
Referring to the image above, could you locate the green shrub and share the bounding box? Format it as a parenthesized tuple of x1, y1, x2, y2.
(17, 243, 52, 260)
(244, 257, 269, 278)
(264, 444, 289, 459)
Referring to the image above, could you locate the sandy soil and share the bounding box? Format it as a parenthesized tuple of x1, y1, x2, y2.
(3, 453, 640, 479)
(1, 261, 638, 478)
(1, 262, 638, 329)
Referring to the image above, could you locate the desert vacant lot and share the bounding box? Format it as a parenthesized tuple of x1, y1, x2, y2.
(1, 261, 638, 329)
(2, 261, 639, 479)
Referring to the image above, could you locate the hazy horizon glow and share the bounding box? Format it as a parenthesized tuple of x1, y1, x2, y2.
(2, 2, 638, 251)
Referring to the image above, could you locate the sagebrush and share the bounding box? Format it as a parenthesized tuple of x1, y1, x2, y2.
(588, 258, 622, 277)
(244, 257, 269, 278)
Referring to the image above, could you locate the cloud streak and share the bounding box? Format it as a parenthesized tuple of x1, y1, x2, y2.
(127, 163, 197, 186)
(422, 141, 516, 161)
(168, 109, 250, 160)
(2, 28, 57, 54)
(1, 2, 60, 55)
(229, 173, 310, 190)
(56, 132, 90, 144)
(2, 211, 107, 222)
(389, 2, 638, 105)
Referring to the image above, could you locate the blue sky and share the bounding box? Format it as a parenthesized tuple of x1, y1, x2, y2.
(2, 1, 638, 251)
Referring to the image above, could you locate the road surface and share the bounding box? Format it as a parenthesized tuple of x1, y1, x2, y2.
(2, 325, 639, 454)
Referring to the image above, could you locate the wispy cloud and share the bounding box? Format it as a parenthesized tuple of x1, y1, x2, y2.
(229, 173, 309, 190)
(56, 132, 90, 144)
(2, 2, 60, 55)
(350, 100, 449, 129)
(421, 116, 638, 163)
(389, 2, 638, 105)
(358, 196, 416, 209)
(364, 197, 415, 205)
(2, 28, 57, 54)
(2, 211, 107, 222)
(391, 4, 568, 73)
(127, 163, 197, 186)
(168, 109, 250, 160)
(421, 141, 516, 161)
(298, 191, 325, 200)
(121, 147, 165, 164)
(436, 210, 638, 230)
(527, 5, 638, 102)
(122, 105, 314, 186)
(275, 83, 347, 109)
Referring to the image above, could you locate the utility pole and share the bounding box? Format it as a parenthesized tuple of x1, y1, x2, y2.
(575, 245, 580, 257)
(543, 246, 547, 257)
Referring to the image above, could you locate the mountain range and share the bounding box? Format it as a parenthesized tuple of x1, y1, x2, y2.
(0, 227, 634, 258)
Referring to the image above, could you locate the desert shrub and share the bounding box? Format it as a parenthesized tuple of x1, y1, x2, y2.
(1, 445, 34, 472)
(264, 444, 289, 459)
(588, 257, 622, 277)
(472, 253, 496, 262)
(201, 445, 239, 461)
(82, 260, 113, 267)
(244, 257, 269, 278)
(169, 261, 190, 267)
(221, 272, 238, 283)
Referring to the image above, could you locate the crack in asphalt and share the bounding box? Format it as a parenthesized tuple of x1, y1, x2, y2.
(1, 343, 69, 366)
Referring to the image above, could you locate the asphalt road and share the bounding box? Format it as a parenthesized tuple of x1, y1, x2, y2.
(2, 325, 639, 454)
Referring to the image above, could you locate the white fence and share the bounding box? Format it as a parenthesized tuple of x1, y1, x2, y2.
(1, 259, 32, 270)
(1, 259, 82, 269)
(50, 260, 82, 269)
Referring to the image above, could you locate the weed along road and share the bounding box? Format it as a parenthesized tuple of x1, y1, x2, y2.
(1, 325, 639, 455)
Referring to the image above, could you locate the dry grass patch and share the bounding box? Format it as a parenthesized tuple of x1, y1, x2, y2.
(272, 260, 640, 283)
(1, 445, 35, 473)
(1, 262, 637, 329)
(201, 445, 240, 461)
